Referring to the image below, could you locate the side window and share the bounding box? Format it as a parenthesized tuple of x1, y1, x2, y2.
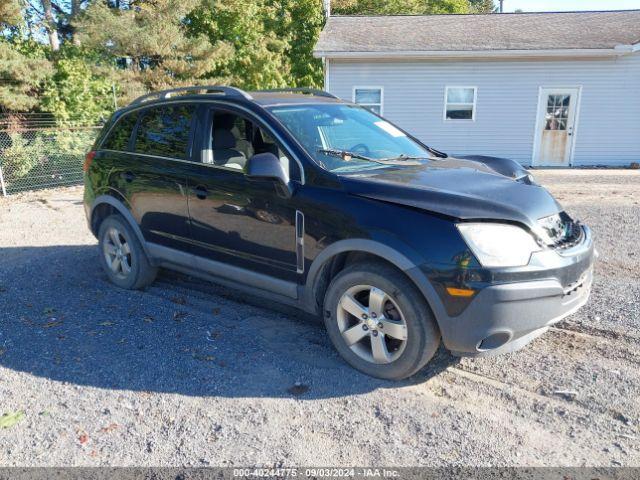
(134, 104, 195, 159)
(208, 109, 301, 182)
(101, 113, 138, 151)
(444, 87, 477, 121)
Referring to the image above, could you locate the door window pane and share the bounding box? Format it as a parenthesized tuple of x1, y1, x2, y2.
(134, 105, 195, 159)
(102, 112, 138, 151)
(354, 87, 383, 115)
(544, 94, 570, 131)
(445, 87, 476, 121)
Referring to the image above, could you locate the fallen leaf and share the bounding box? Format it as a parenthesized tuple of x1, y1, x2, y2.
(100, 423, 119, 433)
(0, 411, 25, 429)
(170, 296, 187, 305)
(287, 382, 310, 396)
(173, 311, 188, 322)
(206, 331, 221, 342)
(98, 321, 114, 327)
(43, 320, 63, 329)
(78, 433, 89, 444)
(192, 353, 215, 362)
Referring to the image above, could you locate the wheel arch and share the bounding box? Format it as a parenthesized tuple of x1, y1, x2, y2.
(302, 239, 448, 328)
(90, 195, 151, 259)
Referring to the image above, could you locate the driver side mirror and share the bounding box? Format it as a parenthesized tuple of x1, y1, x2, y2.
(246, 152, 293, 198)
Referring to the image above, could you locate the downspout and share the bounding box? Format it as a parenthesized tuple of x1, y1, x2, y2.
(322, 0, 331, 91)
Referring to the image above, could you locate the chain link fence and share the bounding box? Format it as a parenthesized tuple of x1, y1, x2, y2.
(0, 113, 103, 196)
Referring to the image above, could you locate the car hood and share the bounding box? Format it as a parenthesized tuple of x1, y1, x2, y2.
(339, 157, 562, 228)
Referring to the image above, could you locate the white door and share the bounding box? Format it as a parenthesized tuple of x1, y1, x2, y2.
(533, 88, 580, 166)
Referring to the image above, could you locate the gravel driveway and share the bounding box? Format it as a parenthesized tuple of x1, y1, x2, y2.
(0, 170, 638, 467)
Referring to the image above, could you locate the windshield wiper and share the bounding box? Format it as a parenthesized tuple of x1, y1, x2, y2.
(317, 148, 424, 166)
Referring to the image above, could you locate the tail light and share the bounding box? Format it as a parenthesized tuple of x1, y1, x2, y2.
(83, 151, 96, 172)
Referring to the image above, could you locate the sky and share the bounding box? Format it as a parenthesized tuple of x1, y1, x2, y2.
(502, 0, 640, 12)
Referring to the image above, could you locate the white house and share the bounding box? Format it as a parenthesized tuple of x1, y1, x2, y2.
(314, 10, 640, 167)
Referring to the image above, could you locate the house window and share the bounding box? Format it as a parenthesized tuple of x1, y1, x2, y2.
(353, 87, 383, 115)
(444, 87, 477, 121)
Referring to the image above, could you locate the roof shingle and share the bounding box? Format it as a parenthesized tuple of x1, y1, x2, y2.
(314, 11, 640, 54)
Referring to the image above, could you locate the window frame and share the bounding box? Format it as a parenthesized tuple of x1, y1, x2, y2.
(98, 111, 139, 153)
(131, 104, 198, 161)
(98, 99, 306, 184)
(443, 86, 477, 122)
(202, 105, 303, 184)
(352, 86, 384, 116)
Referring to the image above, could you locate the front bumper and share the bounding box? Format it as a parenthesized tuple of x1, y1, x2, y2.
(436, 226, 595, 357)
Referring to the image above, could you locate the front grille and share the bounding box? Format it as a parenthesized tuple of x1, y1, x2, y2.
(537, 212, 584, 250)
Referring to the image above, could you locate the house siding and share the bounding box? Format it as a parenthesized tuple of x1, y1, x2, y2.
(326, 55, 640, 166)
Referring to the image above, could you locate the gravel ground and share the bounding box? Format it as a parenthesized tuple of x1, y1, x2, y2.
(0, 170, 638, 467)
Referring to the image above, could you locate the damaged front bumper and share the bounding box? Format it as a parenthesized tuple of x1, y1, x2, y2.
(436, 226, 595, 357)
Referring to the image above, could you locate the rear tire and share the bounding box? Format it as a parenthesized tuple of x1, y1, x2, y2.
(98, 214, 157, 290)
(323, 261, 440, 380)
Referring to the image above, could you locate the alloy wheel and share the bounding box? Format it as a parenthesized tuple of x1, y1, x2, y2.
(103, 227, 132, 279)
(336, 285, 408, 364)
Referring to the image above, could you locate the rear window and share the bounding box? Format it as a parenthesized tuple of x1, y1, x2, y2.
(134, 105, 195, 159)
(101, 113, 138, 151)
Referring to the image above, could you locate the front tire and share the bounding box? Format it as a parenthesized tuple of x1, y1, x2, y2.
(98, 214, 157, 290)
(323, 261, 440, 380)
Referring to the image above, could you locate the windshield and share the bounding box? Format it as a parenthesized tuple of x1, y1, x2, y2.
(268, 104, 432, 172)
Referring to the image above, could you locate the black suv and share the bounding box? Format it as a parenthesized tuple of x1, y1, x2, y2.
(84, 86, 594, 380)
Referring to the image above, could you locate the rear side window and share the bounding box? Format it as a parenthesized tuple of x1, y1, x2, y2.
(101, 113, 138, 151)
(134, 104, 195, 159)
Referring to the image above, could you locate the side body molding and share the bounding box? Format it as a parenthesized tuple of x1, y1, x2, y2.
(90, 195, 151, 259)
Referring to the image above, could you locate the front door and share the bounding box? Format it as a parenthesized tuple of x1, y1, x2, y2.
(533, 88, 580, 166)
(186, 107, 300, 282)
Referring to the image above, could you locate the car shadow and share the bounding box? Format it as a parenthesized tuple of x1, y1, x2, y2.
(0, 245, 459, 400)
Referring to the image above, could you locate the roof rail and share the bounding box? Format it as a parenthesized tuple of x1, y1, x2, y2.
(256, 88, 339, 99)
(131, 86, 253, 105)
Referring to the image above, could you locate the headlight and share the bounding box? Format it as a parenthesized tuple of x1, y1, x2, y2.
(457, 223, 542, 267)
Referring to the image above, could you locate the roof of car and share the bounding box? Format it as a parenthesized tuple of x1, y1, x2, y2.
(119, 88, 346, 113)
(314, 10, 640, 55)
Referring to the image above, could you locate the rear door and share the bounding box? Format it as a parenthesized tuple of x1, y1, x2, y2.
(123, 103, 196, 250)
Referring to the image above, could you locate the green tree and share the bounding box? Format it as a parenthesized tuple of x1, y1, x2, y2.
(0, 0, 22, 25)
(41, 49, 114, 123)
(332, 0, 471, 15)
(0, 1, 53, 111)
(268, 0, 324, 88)
(469, 0, 496, 13)
(187, 0, 290, 90)
(77, 0, 232, 103)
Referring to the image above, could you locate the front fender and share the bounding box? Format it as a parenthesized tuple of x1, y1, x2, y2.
(302, 238, 449, 331)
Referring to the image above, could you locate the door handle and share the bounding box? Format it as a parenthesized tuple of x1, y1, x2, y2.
(193, 185, 208, 200)
(121, 171, 135, 182)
